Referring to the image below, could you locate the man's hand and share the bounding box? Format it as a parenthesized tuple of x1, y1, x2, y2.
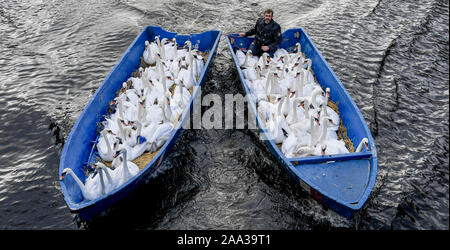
(238, 33, 245, 37)
(261, 45, 270, 51)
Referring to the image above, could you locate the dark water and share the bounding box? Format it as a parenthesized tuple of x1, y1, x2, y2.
(0, 0, 448, 230)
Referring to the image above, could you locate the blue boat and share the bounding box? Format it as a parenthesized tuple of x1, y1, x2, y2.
(59, 26, 221, 220)
(225, 28, 378, 219)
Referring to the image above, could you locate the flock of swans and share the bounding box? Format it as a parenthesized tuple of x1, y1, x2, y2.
(236, 43, 369, 158)
(61, 36, 206, 201)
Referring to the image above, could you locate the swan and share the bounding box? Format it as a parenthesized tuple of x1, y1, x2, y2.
(112, 147, 140, 187)
(60, 168, 106, 201)
(143, 41, 152, 65)
(283, 115, 319, 157)
(267, 101, 290, 144)
(257, 97, 278, 122)
(268, 72, 283, 95)
(289, 42, 305, 65)
(280, 95, 293, 117)
(192, 49, 205, 78)
(242, 61, 258, 81)
(257, 53, 270, 70)
(172, 81, 191, 109)
(181, 54, 196, 89)
(163, 93, 181, 124)
(273, 48, 289, 61)
(286, 98, 304, 125)
(169, 57, 182, 79)
(236, 49, 247, 67)
(93, 162, 116, 194)
(302, 58, 315, 84)
(164, 38, 178, 61)
(143, 40, 159, 65)
(307, 88, 325, 111)
(321, 88, 339, 128)
(177, 40, 192, 59)
(294, 144, 326, 157)
(97, 129, 118, 162)
(241, 50, 258, 69)
(355, 138, 369, 152)
(316, 117, 349, 155)
(147, 122, 174, 152)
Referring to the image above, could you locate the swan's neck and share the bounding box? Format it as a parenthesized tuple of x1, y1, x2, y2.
(161, 73, 167, 92)
(291, 99, 298, 123)
(98, 165, 113, 184)
(355, 141, 364, 153)
(101, 130, 112, 154)
(298, 73, 304, 96)
(118, 99, 124, 119)
(116, 118, 126, 138)
(318, 118, 328, 144)
(189, 56, 195, 84)
(64, 169, 89, 197)
(322, 103, 328, 117)
(136, 122, 142, 144)
(122, 151, 131, 179)
(265, 74, 272, 93)
(355, 139, 368, 152)
(160, 43, 166, 60)
(304, 100, 310, 120)
(138, 102, 146, 121)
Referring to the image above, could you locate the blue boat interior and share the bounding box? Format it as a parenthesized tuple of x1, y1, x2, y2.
(227, 28, 377, 211)
(60, 26, 221, 208)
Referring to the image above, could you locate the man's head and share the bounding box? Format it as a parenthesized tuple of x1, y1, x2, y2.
(263, 9, 273, 24)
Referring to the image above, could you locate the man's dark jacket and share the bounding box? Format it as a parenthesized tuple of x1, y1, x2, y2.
(245, 18, 282, 51)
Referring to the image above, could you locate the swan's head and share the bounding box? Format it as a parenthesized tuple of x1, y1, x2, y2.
(145, 40, 149, 47)
(321, 144, 327, 155)
(325, 88, 330, 98)
(294, 42, 300, 51)
(139, 97, 146, 106)
(122, 82, 127, 89)
(60, 168, 72, 181)
(362, 138, 369, 150)
(161, 38, 168, 45)
(247, 50, 253, 56)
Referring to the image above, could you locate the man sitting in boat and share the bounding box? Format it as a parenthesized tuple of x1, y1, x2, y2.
(239, 8, 282, 58)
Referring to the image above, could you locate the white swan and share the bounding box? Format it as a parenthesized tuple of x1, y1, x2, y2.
(321, 88, 339, 129)
(316, 116, 349, 155)
(147, 122, 174, 152)
(355, 138, 369, 152)
(112, 147, 140, 187)
(242, 50, 258, 68)
(236, 49, 247, 67)
(60, 168, 105, 201)
(192, 49, 205, 78)
(97, 129, 118, 162)
(93, 162, 116, 194)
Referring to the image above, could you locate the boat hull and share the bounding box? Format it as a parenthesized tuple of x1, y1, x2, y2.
(59, 26, 221, 220)
(226, 28, 378, 219)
